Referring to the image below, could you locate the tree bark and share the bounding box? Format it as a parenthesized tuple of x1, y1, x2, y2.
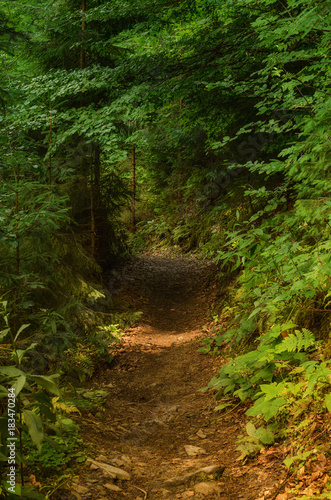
(90, 147, 95, 256)
(14, 168, 20, 333)
(48, 109, 53, 187)
(80, 0, 86, 69)
(94, 143, 101, 208)
(132, 145, 136, 232)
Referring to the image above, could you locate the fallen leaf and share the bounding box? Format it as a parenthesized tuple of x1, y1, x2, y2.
(311, 471, 322, 481)
(303, 487, 316, 495)
(297, 466, 305, 478)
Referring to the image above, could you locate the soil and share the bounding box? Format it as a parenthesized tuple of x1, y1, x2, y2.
(69, 252, 287, 500)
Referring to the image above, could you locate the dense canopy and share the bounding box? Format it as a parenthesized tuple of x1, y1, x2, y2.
(0, 0, 330, 497)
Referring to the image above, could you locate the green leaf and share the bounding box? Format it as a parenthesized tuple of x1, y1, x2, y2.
(14, 323, 30, 342)
(254, 426, 275, 445)
(12, 374, 26, 397)
(0, 366, 26, 378)
(29, 375, 60, 396)
(214, 402, 232, 411)
(0, 328, 10, 341)
(325, 393, 331, 412)
(23, 410, 43, 451)
(246, 396, 286, 421)
(4, 482, 21, 495)
(246, 422, 256, 437)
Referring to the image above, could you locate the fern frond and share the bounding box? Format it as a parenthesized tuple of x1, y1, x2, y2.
(275, 329, 316, 354)
(52, 397, 81, 415)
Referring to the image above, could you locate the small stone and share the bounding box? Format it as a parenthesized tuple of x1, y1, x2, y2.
(196, 429, 207, 439)
(184, 445, 206, 456)
(182, 491, 195, 498)
(194, 481, 221, 496)
(96, 454, 108, 463)
(71, 484, 89, 495)
(164, 465, 225, 488)
(86, 459, 131, 480)
(160, 489, 172, 497)
(104, 483, 122, 492)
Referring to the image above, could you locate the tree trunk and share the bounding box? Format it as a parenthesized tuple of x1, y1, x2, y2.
(94, 143, 101, 208)
(90, 147, 95, 256)
(15, 174, 20, 275)
(14, 169, 20, 333)
(132, 145, 136, 232)
(177, 98, 182, 200)
(80, 0, 86, 69)
(48, 109, 53, 187)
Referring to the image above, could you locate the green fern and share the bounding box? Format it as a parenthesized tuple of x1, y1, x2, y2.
(275, 329, 316, 354)
(68, 351, 94, 381)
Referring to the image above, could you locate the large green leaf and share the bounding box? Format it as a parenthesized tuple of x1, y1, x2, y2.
(12, 374, 26, 397)
(0, 328, 10, 341)
(0, 366, 25, 378)
(246, 396, 286, 422)
(14, 323, 30, 342)
(4, 482, 21, 496)
(28, 375, 60, 396)
(23, 409, 43, 451)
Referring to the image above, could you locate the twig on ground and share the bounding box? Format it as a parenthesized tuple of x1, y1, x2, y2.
(133, 484, 148, 499)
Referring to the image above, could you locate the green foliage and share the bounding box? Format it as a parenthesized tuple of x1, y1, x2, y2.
(236, 422, 277, 462)
(63, 322, 123, 382)
(24, 422, 83, 475)
(283, 450, 316, 471)
(70, 389, 108, 412)
(1, 0, 331, 493)
(207, 322, 331, 447)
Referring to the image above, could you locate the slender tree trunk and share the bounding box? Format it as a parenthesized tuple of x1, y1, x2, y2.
(14, 168, 20, 333)
(48, 109, 53, 187)
(15, 171, 20, 276)
(178, 97, 182, 163)
(90, 147, 95, 256)
(177, 20, 183, 200)
(80, 0, 86, 69)
(94, 143, 101, 208)
(177, 98, 183, 200)
(132, 145, 136, 232)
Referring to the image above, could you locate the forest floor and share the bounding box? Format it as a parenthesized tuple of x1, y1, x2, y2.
(70, 252, 288, 500)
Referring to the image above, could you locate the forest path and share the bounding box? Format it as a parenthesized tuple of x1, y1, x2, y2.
(75, 253, 283, 500)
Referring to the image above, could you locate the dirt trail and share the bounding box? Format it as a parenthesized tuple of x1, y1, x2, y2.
(74, 254, 284, 500)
